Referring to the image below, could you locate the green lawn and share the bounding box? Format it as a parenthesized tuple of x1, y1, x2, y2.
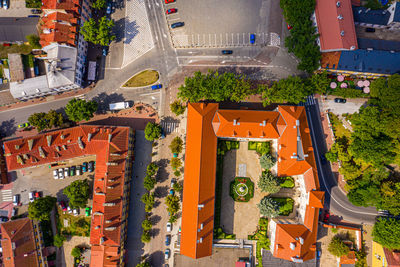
(58, 208, 91, 237)
(329, 112, 351, 138)
(122, 70, 159, 87)
(0, 44, 33, 59)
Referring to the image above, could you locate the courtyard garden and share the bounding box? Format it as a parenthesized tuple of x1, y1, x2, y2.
(230, 177, 254, 202)
(257, 196, 294, 218)
(248, 141, 271, 155)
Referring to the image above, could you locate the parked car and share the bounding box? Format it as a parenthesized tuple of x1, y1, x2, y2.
(320, 154, 327, 165)
(165, 249, 170, 260)
(166, 8, 177, 14)
(334, 98, 346, 103)
(316, 250, 321, 260)
(165, 235, 171, 246)
(171, 22, 184, 28)
(85, 207, 91, 216)
(323, 210, 330, 223)
(67, 206, 72, 214)
(70, 166, 76, 176)
(151, 84, 162, 90)
(250, 33, 255, 44)
(60, 201, 67, 211)
(165, 0, 175, 3)
(88, 161, 94, 172)
(73, 209, 79, 216)
(58, 169, 64, 179)
(365, 27, 375, 32)
(106, 2, 112, 14)
(166, 222, 172, 232)
(17, 122, 30, 129)
(3, 0, 8, 9)
(82, 162, 88, 173)
(221, 50, 233, 55)
(169, 189, 174, 195)
(29, 192, 34, 202)
(287, 23, 293, 30)
(53, 169, 59, 179)
(170, 178, 176, 188)
(76, 165, 82, 176)
(64, 167, 70, 177)
(13, 194, 20, 206)
(31, 9, 41, 14)
(34, 192, 40, 198)
(0, 216, 8, 222)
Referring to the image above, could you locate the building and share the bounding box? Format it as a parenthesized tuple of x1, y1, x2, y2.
(1, 218, 47, 267)
(0, 17, 39, 44)
(353, 2, 400, 30)
(372, 241, 400, 267)
(180, 103, 324, 262)
(3, 125, 134, 266)
(7, 54, 24, 82)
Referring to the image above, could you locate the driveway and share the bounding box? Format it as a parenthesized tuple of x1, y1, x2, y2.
(321, 96, 367, 115)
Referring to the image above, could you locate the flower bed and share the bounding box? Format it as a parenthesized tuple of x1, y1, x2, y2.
(230, 177, 254, 202)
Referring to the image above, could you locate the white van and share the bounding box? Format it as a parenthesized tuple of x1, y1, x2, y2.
(13, 195, 19, 206)
(28, 192, 34, 202)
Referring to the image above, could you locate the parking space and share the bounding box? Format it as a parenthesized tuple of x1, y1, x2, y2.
(321, 96, 367, 115)
(9, 155, 96, 213)
(164, 0, 274, 48)
(0, 0, 35, 17)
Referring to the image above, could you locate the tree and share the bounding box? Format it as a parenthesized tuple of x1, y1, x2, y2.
(328, 236, 350, 257)
(259, 154, 276, 170)
(141, 230, 151, 243)
(258, 171, 281, 194)
(310, 72, 330, 94)
(257, 197, 280, 218)
(28, 112, 49, 132)
(26, 34, 41, 49)
(169, 137, 183, 154)
(144, 122, 162, 141)
(47, 110, 64, 128)
(146, 162, 159, 177)
(65, 99, 98, 122)
(165, 195, 180, 215)
(170, 100, 186, 116)
(92, 0, 106, 9)
(372, 217, 400, 250)
(143, 175, 156, 191)
(142, 219, 152, 231)
(136, 262, 151, 267)
(63, 179, 90, 208)
(71, 246, 82, 258)
(54, 234, 66, 248)
(80, 17, 115, 46)
(173, 181, 183, 193)
(28, 196, 56, 221)
(141, 193, 155, 212)
(325, 150, 338, 162)
(170, 158, 182, 170)
(168, 214, 177, 223)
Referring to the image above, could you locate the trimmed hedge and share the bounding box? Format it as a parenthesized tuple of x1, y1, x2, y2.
(328, 88, 369, 98)
(279, 176, 295, 188)
(248, 141, 271, 155)
(273, 197, 294, 216)
(217, 140, 239, 156)
(214, 227, 236, 240)
(230, 177, 254, 202)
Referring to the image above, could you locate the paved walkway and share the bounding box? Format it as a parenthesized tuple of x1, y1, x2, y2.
(122, 0, 154, 68)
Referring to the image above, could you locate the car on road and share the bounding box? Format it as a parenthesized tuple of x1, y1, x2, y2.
(320, 154, 327, 165)
(250, 34, 255, 44)
(13, 194, 20, 206)
(323, 210, 330, 223)
(316, 250, 321, 260)
(3, 0, 8, 9)
(70, 166, 76, 176)
(58, 168, 64, 179)
(82, 162, 88, 173)
(76, 165, 82, 176)
(165, 234, 171, 246)
(165, 0, 175, 3)
(29, 192, 34, 202)
(166, 8, 177, 14)
(64, 167, 70, 177)
(53, 169, 59, 179)
(171, 22, 184, 28)
(334, 98, 346, 103)
(106, 1, 112, 14)
(85, 207, 91, 216)
(17, 122, 30, 129)
(166, 222, 172, 232)
(88, 161, 95, 172)
(151, 84, 162, 90)
(31, 9, 41, 14)
(221, 50, 233, 55)
(165, 249, 170, 260)
(60, 201, 67, 211)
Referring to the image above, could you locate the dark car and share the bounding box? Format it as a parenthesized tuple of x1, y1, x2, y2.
(221, 50, 233, 55)
(0, 217, 8, 222)
(171, 22, 184, 28)
(31, 9, 41, 14)
(151, 84, 162, 90)
(166, 8, 177, 14)
(82, 162, 88, 173)
(323, 211, 330, 223)
(70, 166, 76, 176)
(320, 154, 327, 165)
(88, 161, 94, 172)
(165, 234, 171, 246)
(365, 27, 375, 32)
(334, 98, 346, 103)
(250, 34, 255, 44)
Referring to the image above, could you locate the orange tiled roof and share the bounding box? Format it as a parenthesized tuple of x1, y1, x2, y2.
(181, 104, 324, 262)
(1, 218, 39, 267)
(315, 0, 358, 51)
(340, 251, 356, 265)
(42, 0, 80, 12)
(40, 12, 78, 48)
(3, 125, 132, 267)
(321, 52, 342, 70)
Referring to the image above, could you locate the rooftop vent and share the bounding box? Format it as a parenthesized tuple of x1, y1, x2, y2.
(106, 162, 118, 166)
(100, 237, 105, 244)
(290, 242, 296, 250)
(108, 134, 112, 142)
(233, 119, 237, 125)
(15, 144, 20, 150)
(88, 133, 92, 142)
(299, 237, 304, 245)
(28, 139, 34, 151)
(103, 202, 116, 207)
(95, 225, 100, 229)
(262, 120, 266, 126)
(337, 14, 343, 20)
(60, 134, 65, 139)
(62, 145, 67, 150)
(340, 30, 345, 36)
(105, 220, 112, 223)
(198, 204, 204, 210)
(336, 1, 341, 7)
(46, 135, 52, 146)
(105, 227, 116, 231)
(38, 146, 46, 158)
(77, 136, 84, 149)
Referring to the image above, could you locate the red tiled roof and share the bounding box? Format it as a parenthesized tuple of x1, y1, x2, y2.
(181, 104, 324, 262)
(340, 251, 356, 265)
(315, 0, 358, 51)
(3, 125, 132, 267)
(181, 103, 219, 259)
(42, 0, 80, 12)
(384, 248, 400, 267)
(1, 218, 40, 267)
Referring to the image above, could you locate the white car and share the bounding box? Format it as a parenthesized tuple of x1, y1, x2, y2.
(165, 248, 170, 260)
(28, 192, 34, 202)
(13, 195, 19, 206)
(58, 169, 64, 179)
(64, 167, 69, 177)
(67, 206, 72, 214)
(53, 170, 59, 179)
(166, 222, 172, 232)
(73, 209, 78, 216)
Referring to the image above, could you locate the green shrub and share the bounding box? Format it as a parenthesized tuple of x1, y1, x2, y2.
(230, 177, 254, 202)
(213, 227, 236, 240)
(328, 88, 368, 98)
(279, 177, 295, 188)
(273, 197, 294, 216)
(248, 141, 257, 150)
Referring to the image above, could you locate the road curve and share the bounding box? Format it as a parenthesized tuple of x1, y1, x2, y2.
(305, 98, 378, 225)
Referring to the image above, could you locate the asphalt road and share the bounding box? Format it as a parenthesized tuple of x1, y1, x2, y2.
(305, 97, 378, 225)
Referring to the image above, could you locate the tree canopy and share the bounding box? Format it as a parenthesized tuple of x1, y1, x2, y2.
(91, 0, 106, 9)
(65, 99, 98, 122)
(26, 34, 41, 49)
(170, 100, 186, 116)
(372, 217, 400, 250)
(28, 110, 64, 132)
(28, 196, 56, 221)
(259, 154, 276, 170)
(257, 197, 280, 218)
(165, 195, 180, 215)
(144, 122, 162, 141)
(258, 171, 281, 194)
(80, 17, 115, 46)
(63, 179, 90, 208)
(53, 234, 66, 248)
(169, 136, 183, 154)
(328, 236, 350, 257)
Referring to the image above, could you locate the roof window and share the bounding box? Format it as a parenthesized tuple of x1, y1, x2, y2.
(336, 1, 341, 7)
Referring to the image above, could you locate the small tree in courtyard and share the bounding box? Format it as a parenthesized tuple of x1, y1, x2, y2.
(91, 0, 106, 9)
(28, 196, 56, 221)
(54, 234, 66, 248)
(260, 154, 276, 170)
(144, 122, 162, 141)
(257, 197, 280, 218)
(141, 230, 151, 243)
(169, 136, 183, 154)
(170, 158, 182, 170)
(71, 246, 82, 258)
(26, 34, 41, 49)
(258, 171, 281, 194)
(328, 236, 350, 257)
(63, 179, 90, 208)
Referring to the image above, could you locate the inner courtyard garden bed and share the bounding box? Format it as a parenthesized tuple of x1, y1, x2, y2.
(230, 177, 254, 202)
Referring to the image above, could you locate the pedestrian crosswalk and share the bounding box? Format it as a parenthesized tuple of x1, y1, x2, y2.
(161, 121, 179, 134)
(299, 95, 316, 106)
(1, 189, 12, 202)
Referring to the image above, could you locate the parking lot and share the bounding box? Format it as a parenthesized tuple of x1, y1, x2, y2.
(8, 155, 96, 212)
(164, 0, 277, 48)
(0, 0, 35, 17)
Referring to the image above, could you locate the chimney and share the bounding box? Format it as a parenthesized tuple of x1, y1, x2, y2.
(108, 134, 112, 142)
(299, 237, 304, 245)
(60, 134, 65, 140)
(28, 139, 34, 151)
(233, 119, 237, 125)
(46, 135, 52, 146)
(198, 204, 204, 210)
(290, 242, 296, 250)
(88, 133, 92, 142)
(263, 120, 266, 126)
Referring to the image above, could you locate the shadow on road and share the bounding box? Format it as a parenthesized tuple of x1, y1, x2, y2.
(0, 118, 17, 137)
(92, 92, 126, 113)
